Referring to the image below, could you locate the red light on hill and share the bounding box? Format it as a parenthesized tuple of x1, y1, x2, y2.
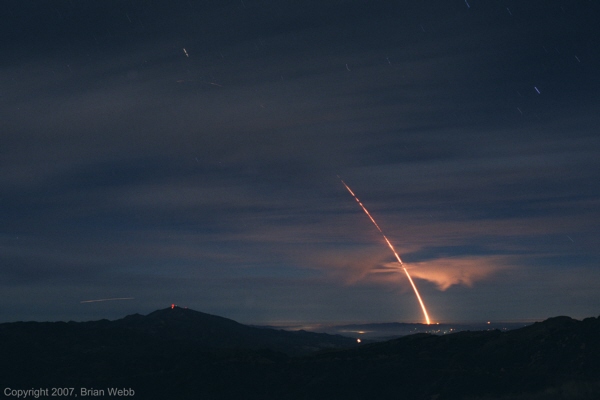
(171, 304, 175, 309)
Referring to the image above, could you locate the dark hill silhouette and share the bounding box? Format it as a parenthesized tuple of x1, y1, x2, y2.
(114, 306, 357, 353)
(0, 306, 356, 356)
(1, 310, 599, 399)
(296, 315, 600, 399)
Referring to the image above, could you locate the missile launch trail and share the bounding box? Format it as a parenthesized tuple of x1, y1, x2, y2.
(340, 179, 431, 325)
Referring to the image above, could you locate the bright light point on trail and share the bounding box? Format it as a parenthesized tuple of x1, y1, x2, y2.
(487, 321, 491, 324)
(356, 339, 362, 343)
(171, 303, 176, 309)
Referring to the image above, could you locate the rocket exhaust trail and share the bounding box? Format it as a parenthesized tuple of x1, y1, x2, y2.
(340, 180, 431, 325)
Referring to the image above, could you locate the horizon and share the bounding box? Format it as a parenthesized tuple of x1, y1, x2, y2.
(0, 304, 580, 328)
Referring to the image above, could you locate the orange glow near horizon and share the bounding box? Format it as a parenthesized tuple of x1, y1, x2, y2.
(341, 180, 432, 325)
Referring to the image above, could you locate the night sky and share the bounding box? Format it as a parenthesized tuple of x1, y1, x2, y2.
(2, 0, 599, 324)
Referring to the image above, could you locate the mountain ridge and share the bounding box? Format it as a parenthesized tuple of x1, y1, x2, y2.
(1, 309, 598, 399)
(0, 306, 357, 356)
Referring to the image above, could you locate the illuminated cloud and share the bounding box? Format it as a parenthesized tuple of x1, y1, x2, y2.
(377, 256, 514, 291)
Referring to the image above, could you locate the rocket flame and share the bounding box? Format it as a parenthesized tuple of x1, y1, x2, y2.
(341, 180, 431, 325)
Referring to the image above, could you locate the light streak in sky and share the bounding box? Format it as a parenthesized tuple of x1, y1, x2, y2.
(340, 179, 432, 325)
(80, 297, 134, 303)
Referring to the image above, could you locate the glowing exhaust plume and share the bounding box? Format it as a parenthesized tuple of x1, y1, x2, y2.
(340, 179, 431, 325)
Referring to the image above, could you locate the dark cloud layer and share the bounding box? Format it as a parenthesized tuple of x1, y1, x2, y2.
(1, 0, 599, 323)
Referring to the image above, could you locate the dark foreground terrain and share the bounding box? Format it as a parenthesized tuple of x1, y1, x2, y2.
(1, 308, 599, 400)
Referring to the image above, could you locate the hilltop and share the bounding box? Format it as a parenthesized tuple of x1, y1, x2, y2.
(0, 306, 356, 356)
